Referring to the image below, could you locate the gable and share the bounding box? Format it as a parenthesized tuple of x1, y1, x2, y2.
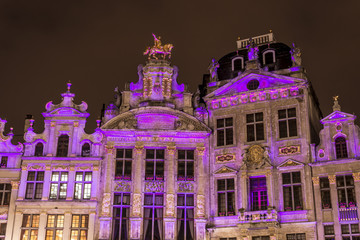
(214, 166, 237, 174)
(277, 159, 304, 168)
(321, 111, 356, 124)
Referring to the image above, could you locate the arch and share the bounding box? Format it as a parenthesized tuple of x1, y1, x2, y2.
(335, 136, 348, 159)
(34, 142, 44, 157)
(262, 50, 276, 65)
(231, 57, 244, 71)
(81, 142, 91, 157)
(56, 134, 69, 157)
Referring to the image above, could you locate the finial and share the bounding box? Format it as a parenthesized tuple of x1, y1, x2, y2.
(9, 127, 14, 136)
(67, 81, 72, 93)
(269, 29, 272, 33)
(96, 118, 101, 129)
(29, 119, 35, 129)
(237, 36, 241, 40)
(333, 95, 341, 112)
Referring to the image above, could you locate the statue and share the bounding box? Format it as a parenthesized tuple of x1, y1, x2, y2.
(247, 38, 259, 61)
(208, 58, 219, 81)
(290, 43, 302, 66)
(143, 34, 174, 60)
(333, 95, 341, 112)
(192, 88, 201, 108)
(114, 86, 122, 108)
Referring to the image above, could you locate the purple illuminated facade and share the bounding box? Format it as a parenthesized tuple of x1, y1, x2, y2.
(0, 32, 358, 239)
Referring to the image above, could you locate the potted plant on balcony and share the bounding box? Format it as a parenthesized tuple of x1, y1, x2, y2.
(285, 206, 292, 211)
(187, 176, 194, 181)
(146, 176, 153, 180)
(322, 203, 331, 209)
(295, 205, 302, 210)
(218, 212, 225, 217)
(227, 211, 235, 216)
(178, 176, 186, 181)
(349, 202, 356, 207)
(155, 175, 164, 181)
(339, 202, 347, 208)
(123, 175, 131, 180)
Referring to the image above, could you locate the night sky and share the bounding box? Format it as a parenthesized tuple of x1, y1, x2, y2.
(1, 1, 359, 138)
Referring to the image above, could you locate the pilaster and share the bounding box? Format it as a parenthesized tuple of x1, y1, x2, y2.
(38, 211, 47, 240)
(91, 165, 99, 200)
(195, 219, 207, 240)
(5, 181, 20, 240)
(10, 211, 22, 240)
(63, 211, 72, 240)
(71, 121, 79, 156)
(88, 211, 96, 240)
(266, 171, 273, 207)
(18, 165, 28, 200)
(352, 172, 360, 224)
(66, 166, 75, 200)
(42, 165, 51, 201)
(328, 174, 341, 238)
(312, 176, 324, 239)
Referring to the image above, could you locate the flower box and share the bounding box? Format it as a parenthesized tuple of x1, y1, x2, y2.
(227, 212, 235, 216)
(146, 176, 154, 180)
(218, 212, 225, 217)
(155, 176, 164, 180)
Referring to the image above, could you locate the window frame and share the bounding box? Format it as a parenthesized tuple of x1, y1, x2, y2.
(0, 183, 11, 205)
(70, 214, 89, 240)
(20, 214, 40, 240)
(262, 49, 276, 65)
(115, 149, 133, 180)
(34, 142, 44, 157)
(56, 134, 69, 157)
(74, 172, 92, 200)
(0, 222, 6, 239)
(112, 193, 131, 240)
(0, 156, 7, 168)
(278, 107, 298, 139)
(320, 177, 332, 209)
(282, 171, 303, 211)
(177, 193, 195, 240)
(143, 193, 164, 240)
(249, 176, 268, 211)
(45, 214, 64, 240)
(216, 117, 234, 147)
(145, 149, 165, 181)
(217, 178, 235, 216)
(246, 112, 265, 142)
(81, 142, 91, 157)
(25, 171, 44, 200)
(49, 171, 68, 200)
(335, 136, 348, 159)
(177, 150, 195, 181)
(337, 175, 356, 207)
(341, 223, 360, 239)
(286, 233, 306, 240)
(231, 56, 244, 71)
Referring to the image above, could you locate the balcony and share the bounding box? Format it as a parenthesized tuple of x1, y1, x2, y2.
(339, 204, 358, 221)
(238, 208, 278, 223)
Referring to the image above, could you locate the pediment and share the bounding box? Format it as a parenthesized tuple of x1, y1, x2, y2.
(277, 159, 304, 168)
(205, 70, 306, 98)
(321, 111, 356, 124)
(214, 166, 237, 174)
(42, 107, 89, 118)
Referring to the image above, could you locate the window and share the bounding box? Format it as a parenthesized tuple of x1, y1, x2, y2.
(177, 194, 195, 240)
(0, 184, 11, 205)
(286, 233, 306, 240)
(25, 171, 44, 199)
(74, 172, 92, 200)
(49, 172, 68, 200)
(46, 214, 64, 240)
(177, 150, 194, 181)
(337, 175, 356, 207)
(250, 177, 267, 211)
(143, 193, 164, 240)
(263, 51, 275, 65)
(282, 172, 303, 211)
(278, 108, 297, 138)
(320, 177, 332, 209)
(324, 225, 335, 240)
(115, 149, 133, 180)
(253, 237, 270, 240)
(0, 157, 7, 168)
(247, 79, 260, 90)
(112, 193, 130, 240)
(56, 135, 69, 157)
(34, 143, 44, 157)
(217, 179, 235, 216)
(20, 214, 40, 240)
(71, 215, 88, 240)
(246, 112, 264, 142)
(217, 118, 234, 146)
(0, 223, 6, 240)
(81, 143, 91, 157)
(220, 238, 236, 240)
(341, 224, 360, 240)
(232, 57, 243, 71)
(145, 149, 164, 181)
(335, 137, 348, 159)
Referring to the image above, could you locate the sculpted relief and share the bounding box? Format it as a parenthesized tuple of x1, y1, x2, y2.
(242, 145, 271, 169)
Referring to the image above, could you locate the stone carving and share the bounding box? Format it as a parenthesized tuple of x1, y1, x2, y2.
(279, 159, 302, 168)
(216, 153, 235, 163)
(353, 172, 360, 182)
(135, 142, 144, 154)
(208, 58, 220, 81)
(114, 181, 131, 192)
(312, 177, 320, 185)
(328, 175, 336, 184)
(242, 145, 271, 169)
(177, 182, 194, 192)
(247, 38, 259, 60)
(175, 120, 195, 130)
(132, 193, 142, 217)
(214, 166, 236, 174)
(166, 144, 176, 156)
(28, 164, 45, 171)
(101, 193, 111, 217)
(278, 145, 301, 155)
(0, 211, 8, 220)
(11, 181, 20, 190)
(333, 95, 341, 112)
(118, 118, 137, 129)
(196, 194, 205, 218)
(51, 165, 69, 171)
(76, 166, 92, 171)
(290, 43, 302, 66)
(145, 181, 164, 192)
(143, 34, 173, 60)
(165, 194, 175, 217)
(196, 146, 206, 156)
(130, 220, 141, 239)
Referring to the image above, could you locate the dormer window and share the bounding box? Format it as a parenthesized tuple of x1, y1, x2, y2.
(335, 137, 348, 159)
(263, 50, 275, 65)
(56, 135, 69, 157)
(81, 143, 91, 157)
(232, 57, 244, 71)
(34, 143, 44, 157)
(0, 157, 7, 168)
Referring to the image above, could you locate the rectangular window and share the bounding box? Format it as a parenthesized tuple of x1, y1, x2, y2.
(0, 156, 7, 168)
(252, 237, 270, 240)
(246, 112, 264, 142)
(324, 225, 335, 240)
(177, 150, 194, 181)
(115, 149, 133, 180)
(177, 194, 195, 240)
(145, 149, 164, 181)
(0, 184, 11, 205)
(74, 172, 92, 200)
(217, 118, 234, 146)
(282, 172, 303, 211)
(49, 172, 68, 200)
(250, 177, 267, 211)
(337, 175, 356, 207)
(278, 108, 297, 138)
(143, 193, 164, 240)
(25, 171, 44, 199)
(220, 238, 237, 240)
(320, 177, 332, 209)
(217, 179, 235, 216)
(341, 224, 360, 239)
(20, 214, 40, 240)
(286, 233, 306, 240)
(70, 215, 88, 240)
(45, 214, 64, 240)
(112, 193, 130, 240)
(0, 223, 6, 239)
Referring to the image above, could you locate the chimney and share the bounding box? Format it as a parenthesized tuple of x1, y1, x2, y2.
(24, 114, 33, 132)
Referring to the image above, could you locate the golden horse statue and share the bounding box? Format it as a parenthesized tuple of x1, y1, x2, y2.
(144, 34, 174, 60)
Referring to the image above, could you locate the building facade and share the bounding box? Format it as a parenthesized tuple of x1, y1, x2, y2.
(1, 32, 359, 239)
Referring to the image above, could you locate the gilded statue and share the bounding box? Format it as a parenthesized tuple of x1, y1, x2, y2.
(144, 34, 174, 60)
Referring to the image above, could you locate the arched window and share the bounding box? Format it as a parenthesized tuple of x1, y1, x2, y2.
(232, 57, 244, 71)
(263, 50, 276, 65)
(56, 135, 69, 157)
(82, 143, 91, 157)
(34, 143, 44, 157)
(335, 137, 348, 159)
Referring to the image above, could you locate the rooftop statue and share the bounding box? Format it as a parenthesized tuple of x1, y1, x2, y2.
(208, 58, 220, 81)
(247, 38, 259, 61)
(290, 43, 302, 66)
(144, 34, 174, 60)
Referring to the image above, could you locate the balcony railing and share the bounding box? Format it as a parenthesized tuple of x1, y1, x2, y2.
(339, 205, 358, 221)
(238, 208, 278, 223)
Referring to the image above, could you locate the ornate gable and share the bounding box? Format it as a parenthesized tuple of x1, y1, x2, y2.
(214, 166, 237, 175)
(321, 111, 356, 124)
(277, 159, 304, 168)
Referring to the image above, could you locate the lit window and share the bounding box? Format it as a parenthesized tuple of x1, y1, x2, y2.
(145, 149, 164, 181)
(71, 215, 88, 240)
(49, 172, 68, 200)
(217, 179, 235, 216)
(0, 157, 7, 168)
(177, 150, 194, 181)
(74, 172, 92, 200)
(45, 215, 64, 240)
(21, 214, 40, 240)
(115, 149, 133, 180)
(25, 171, 44, 199)
(56, 135, 69, 157)
(112, 193, 130, 240)
(177, 194, 195, 240)
(320, 177, 331, 209)
(0, 184, 11, 205)
(143, 193, 164, 240)
(246, 112, 264, 142)
(250, 177, 267, 211)
(220, 238, 237, 240)
(253, 237, 270, 240)
(34, 143, 44, 157)
(216, 118, 234, 146)
(81, 143, 91, 157)
(335, 137, 348, 159)
(337, 175, 356, 208)
(278, 108, 297, 138)
(282, 172, 303, 211)
(286, 233, 306, 240)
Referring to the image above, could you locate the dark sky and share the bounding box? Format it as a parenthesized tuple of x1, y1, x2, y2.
(1, 1, 359, 137)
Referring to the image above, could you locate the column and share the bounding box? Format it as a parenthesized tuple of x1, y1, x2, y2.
(195, 219, 207, 240)
(42, 165, 51, 201)
(266, 171, 273, 207)
(91, 165, 99, 200)
(17, 165, 28, 200)
(240, 172, 248, 210)
(66, 166, 75, 200)
(195, 146, 206, 220)
(38, 211, 47, 240)
(47, 121, 56, 156)
(63, 211, 72, 240)
(328, 175, 341, 238)
(5, 181, 20, 240)
(10, 211, 23, 240)
(352, 173, 360, 221)
(71, 121, 79, 156)
(88, 211, 96, 240)
(312, 177, 324, 239)
(164, 143, 176, 240)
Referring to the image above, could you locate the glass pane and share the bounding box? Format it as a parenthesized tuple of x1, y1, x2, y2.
(186, 195, 194, 206)
(217, 119, 224, 128)
(187, 150, 194, 160)
(60, 172, 68, 181)
(123, 194, 131, 205)
(255, 112, 263, 121)
(217, 129, 225, 146)
(84, 172, 92, 181)
(225, 128, 233, 145)
(279, 120, 288, 138)
(27, 172, 36, 181)
(47, 215, 55, 227)
(227, 179, 235, 190)
(217, 179, 226, 191)
(75, 172, 83, 181)
(256, 123, 264, 140)
(225, 118, 233, 127)
(177, 194, 185, 206)
(22, 215, 31, 227)
(146, 149, 154, 159)
(288, 119, 297, 137)
(81, 215, 88, 228)
(72, 215, 80, 228)
(178, 150, 185, 159)
(52, 172, 59, 181)
(292, 172, 301, 183)
(116, 149, 124, 158)
(278, 109, 287, 119)
(246, 114, 254, 123)
(125, 149, 133, 158)
(247, 125, 255, 142)
(156, 150, 164, 159)
(288, 108, 296, 118)
(282, 173, 291, 184)
(32, 215, 40, 227)
(37, 171, 44, 181)
(57, 215, 64, 228)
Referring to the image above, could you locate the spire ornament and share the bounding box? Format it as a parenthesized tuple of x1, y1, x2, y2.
(333, 95, 341, 112)
(290, 43, 302, 67)
(143, 34, 174, 60)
